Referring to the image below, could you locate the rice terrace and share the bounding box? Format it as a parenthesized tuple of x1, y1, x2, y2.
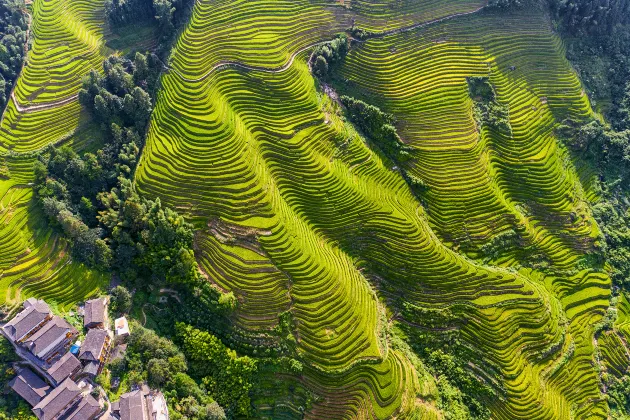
(0, 0, 630, 418)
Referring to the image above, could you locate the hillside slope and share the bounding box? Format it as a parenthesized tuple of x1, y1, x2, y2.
(135, 1, 613, 418)
(0, 0, 625, 418)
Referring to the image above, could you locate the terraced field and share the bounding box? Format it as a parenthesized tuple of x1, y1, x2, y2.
(0, 0, 109, 152)
(132, 1, 621, 418)
(0, 0, 111, 313)
(1, 0, 628, 417)
(0, 157, 107, 311)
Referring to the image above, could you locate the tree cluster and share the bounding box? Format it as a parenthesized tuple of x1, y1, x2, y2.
(79, 53, 159, 128)
(0, 339, 34, 419)
(562, 22, 630, 128)
(557, 119, 630, 186)
(34, 147, 201, 285)
(105, 0, 192, 50)
(340, 95, 412, 161)
(0, 0, 27, 111)
(557, 119, 630, 288)
(467, 77, 512, 135)
(549, 0, 630, 35)
(176, 324, 257, 417)
(107, 324, 227, 419)
(34, 53, 203, 286)
(310, 35, 348, 79)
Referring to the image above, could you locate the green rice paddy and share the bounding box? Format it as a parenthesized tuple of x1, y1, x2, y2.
(0, 0, 627, 417)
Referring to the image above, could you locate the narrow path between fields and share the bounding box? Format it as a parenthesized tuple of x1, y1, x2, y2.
(10, 90, 78, 112)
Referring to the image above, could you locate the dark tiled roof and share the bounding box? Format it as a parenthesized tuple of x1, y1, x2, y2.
(79, 329, 109, 362)
(47, 352, 82, 385)
(8, 368, 51, 406)
(59, 395, 100, 420)
(23, 317, 77, 359)
(84, 298, 107, 327)
(2, 299, 51, 341)
(82, 361, 100, 377)
(119, 390, 147, 420)
(32, 378, 80, 420)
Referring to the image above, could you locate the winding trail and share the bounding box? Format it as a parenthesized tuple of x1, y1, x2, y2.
(10, 90, 78, 113)
(4, 3, 487, 119)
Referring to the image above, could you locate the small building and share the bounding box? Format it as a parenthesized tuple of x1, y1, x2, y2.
(148, 392, 169, 420)
(2, 298, 52, 343)
(79, 329, 111, 377)
(113, 390, 148, 420)
(84, 297, 108, 329)
(63, 394, 100, 420)
(22, 316, 78, 363)
(8, 367, 51, 407)
(31, 377, 82, 420)
(114, 317, 130, 338)
(46, 352, 82, 386)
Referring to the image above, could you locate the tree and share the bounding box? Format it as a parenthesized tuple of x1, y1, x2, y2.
(133, 52, 149, 85)
(206, 402, 227, 420)
(147, 358, 171, 387)
(110, 285, 132, 314)
(153, 0, 175, 35)
(177, 324, 257, 416)
(313, 56, 328, 77)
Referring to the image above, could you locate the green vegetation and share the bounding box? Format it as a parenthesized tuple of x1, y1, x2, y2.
(467, 76, 512, 135)
(31, 53, 203, 286)
(0, 0, 110, 152)
(106, 0, 193, 53)
(0, 340, 34, 419)
(0, 0, 28, 112)
(310, 35, 348, 79)
(177, 324, 257, 417)
(103, 322, 225, 419)
(4, 0, 630, 418)
(340, 95, 412, 161)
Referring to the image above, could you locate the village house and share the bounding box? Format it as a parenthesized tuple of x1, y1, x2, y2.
(22, 316, 78, 364)
(46, 352, 82, 386)
(112, 388, 168, 420)
(31, 377, 100, 420)
(84, 297, 108, 329)
(61, 393, 100, 420)
(2, 298, 52, 343)
(8, 367, 51, 407)
(114, 316, 130, 339)
(9, 369, 101, 420)
(3, 299, 104, 420)
(112, 389, 148, 420)
(79, 328, 111, 377)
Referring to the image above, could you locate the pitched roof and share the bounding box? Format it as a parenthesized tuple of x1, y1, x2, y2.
(47, 352, 82, 385)
(8, 368, 51, 406)
(119, 390, 147, 420)
(59, 395, 100, 420)
(23, 317, 77, 359)
(79, 329, 109, 361)
(2, 299, 51, 341)
(32, 378, 80, 420)
(82, 361, 100, 377)
(84, 298, 107, 327)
